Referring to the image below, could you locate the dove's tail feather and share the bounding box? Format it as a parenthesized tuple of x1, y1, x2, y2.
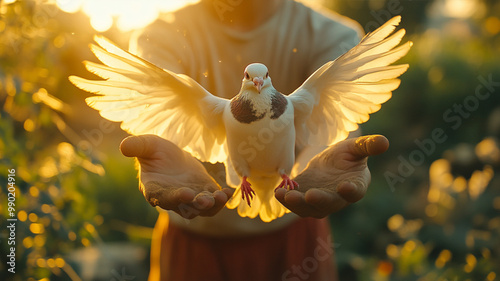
(226, 178, 290, 222)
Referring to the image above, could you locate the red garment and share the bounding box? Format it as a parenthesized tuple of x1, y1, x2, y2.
(148, 214, 338, 281)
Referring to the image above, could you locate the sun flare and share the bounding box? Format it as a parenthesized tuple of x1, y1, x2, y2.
(55, 0, 200, 32)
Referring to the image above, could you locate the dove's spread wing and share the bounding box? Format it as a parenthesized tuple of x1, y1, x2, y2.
(70, 36, 228, 163)
(289, 16, 411, 149)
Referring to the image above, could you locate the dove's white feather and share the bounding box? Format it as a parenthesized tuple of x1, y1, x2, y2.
(289, 16, 412, 171)
(70, 16, 411, 223)
(223, 83, 295, 222)
(361, 15, 402, 44)
(69, 36, 228, 163)
(227, 176, 289, 222)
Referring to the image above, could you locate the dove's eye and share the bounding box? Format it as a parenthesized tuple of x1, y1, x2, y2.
(265, 72, 269, 78)
(244, 72, 250, 80)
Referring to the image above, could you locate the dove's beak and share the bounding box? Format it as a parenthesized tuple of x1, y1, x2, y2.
(253, 77, 264, 93)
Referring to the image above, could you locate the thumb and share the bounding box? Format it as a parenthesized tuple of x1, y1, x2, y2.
(351, 135, 390, 160)
(120, 134, 169, 158)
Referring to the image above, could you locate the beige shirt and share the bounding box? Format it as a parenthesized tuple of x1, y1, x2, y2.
(130, 0, 362, 236)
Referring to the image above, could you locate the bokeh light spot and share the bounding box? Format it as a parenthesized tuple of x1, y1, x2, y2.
(68, 231, 77, 241)
(34, 235, 46, 247)
(36, 258, 46, 268)
(402, 240, 416, 254)
(452, 176, 467, 192)
(46, 258, 56, 268)
(55, 258, 66, 268)
(484, 17, 500, 35)
(386, 244, 399, 259)
(81, 237, 90, 247)
(435, 249, 452, 268)
(85, 222, 95, 233)
(387, 214, 404, 231)
(28, 212, 38, 222)
(41, 204, 51, 213)
(18, 210, 28, 222)
(377, 260, 393, 276)
(56, 0, 83, 13)
(468, 166, 494, 199)
(29, 186, 39, 197)
(475, 137, 500, 163)
(464, 254, 477, 273)
(23, 237, 34, 249)
(30, 223, 44, 234)
(53, 35, 66, 48)
(90, 14, 113, 32)
(443, 0, 479, 18)
(23, 119, 35, 132)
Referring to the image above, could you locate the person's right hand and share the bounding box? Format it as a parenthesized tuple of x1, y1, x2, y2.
(120, 134, 234, 219)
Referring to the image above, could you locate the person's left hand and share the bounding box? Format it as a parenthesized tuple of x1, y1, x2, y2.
(274, 135, 389, 218)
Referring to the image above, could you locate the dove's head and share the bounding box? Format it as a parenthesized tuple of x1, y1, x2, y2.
(242, 63, 271, 94)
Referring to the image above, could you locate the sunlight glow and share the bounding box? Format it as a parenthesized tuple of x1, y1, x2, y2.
(443, 0, 479, 18)
(56, 0, 200, 32)
(56, 0, 83, 13)
(33, 88, 69, 114)
(90, 14, 113, 32)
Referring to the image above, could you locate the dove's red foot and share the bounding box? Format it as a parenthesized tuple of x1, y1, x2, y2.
(275, 174, 299, 191)
(241, 176, 256, 206)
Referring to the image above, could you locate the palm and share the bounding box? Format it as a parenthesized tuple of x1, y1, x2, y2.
(275, 135, 389, 218)
(121, 134, 388, 219)
(120, 135, 233, 218)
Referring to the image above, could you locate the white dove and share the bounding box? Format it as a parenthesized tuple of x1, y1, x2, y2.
(70, 16, 412, 222)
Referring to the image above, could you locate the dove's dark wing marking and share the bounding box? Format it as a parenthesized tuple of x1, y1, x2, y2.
(70, 36, 229, 163)
(288, 16, 412, 148)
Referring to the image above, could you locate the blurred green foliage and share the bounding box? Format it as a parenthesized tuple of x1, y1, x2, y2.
(1, 0, 499, 280)
(0, 1, 157, 280)
(329, 0, 500, 280)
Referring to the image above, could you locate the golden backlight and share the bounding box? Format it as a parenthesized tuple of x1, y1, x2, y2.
(54, 0, 200, 32)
